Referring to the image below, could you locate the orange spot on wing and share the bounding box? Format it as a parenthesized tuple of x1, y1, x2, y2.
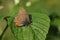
(15, 21, 20, 26)
(14, 16, 20, 26)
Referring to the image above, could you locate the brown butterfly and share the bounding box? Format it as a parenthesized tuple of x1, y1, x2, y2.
(14, 7, 30, 26)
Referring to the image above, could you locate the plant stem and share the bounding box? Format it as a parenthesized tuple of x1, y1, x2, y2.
(0, 17, 9, 40)
(0, 25, 8, 40)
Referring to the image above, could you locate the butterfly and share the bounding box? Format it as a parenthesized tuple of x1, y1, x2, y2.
(14, 7, 30, 26)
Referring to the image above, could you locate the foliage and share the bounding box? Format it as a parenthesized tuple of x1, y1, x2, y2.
(0, 0, 60, 40)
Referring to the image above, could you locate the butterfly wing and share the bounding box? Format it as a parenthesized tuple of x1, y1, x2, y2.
(14, 7, 30, 26)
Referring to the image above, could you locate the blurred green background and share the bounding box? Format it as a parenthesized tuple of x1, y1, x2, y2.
(0, 0, 60, 40)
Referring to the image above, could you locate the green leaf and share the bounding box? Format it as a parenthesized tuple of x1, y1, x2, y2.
(51, 18, 60, 26)
(7, 4, 20, 17)
(51, 18, 60, 35)
(8, 12, 50, 40)
(0, 16, 4, 22)
(0, 17, 3, 22)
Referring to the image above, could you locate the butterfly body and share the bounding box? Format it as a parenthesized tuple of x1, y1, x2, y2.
(14, 7, 30, 26)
